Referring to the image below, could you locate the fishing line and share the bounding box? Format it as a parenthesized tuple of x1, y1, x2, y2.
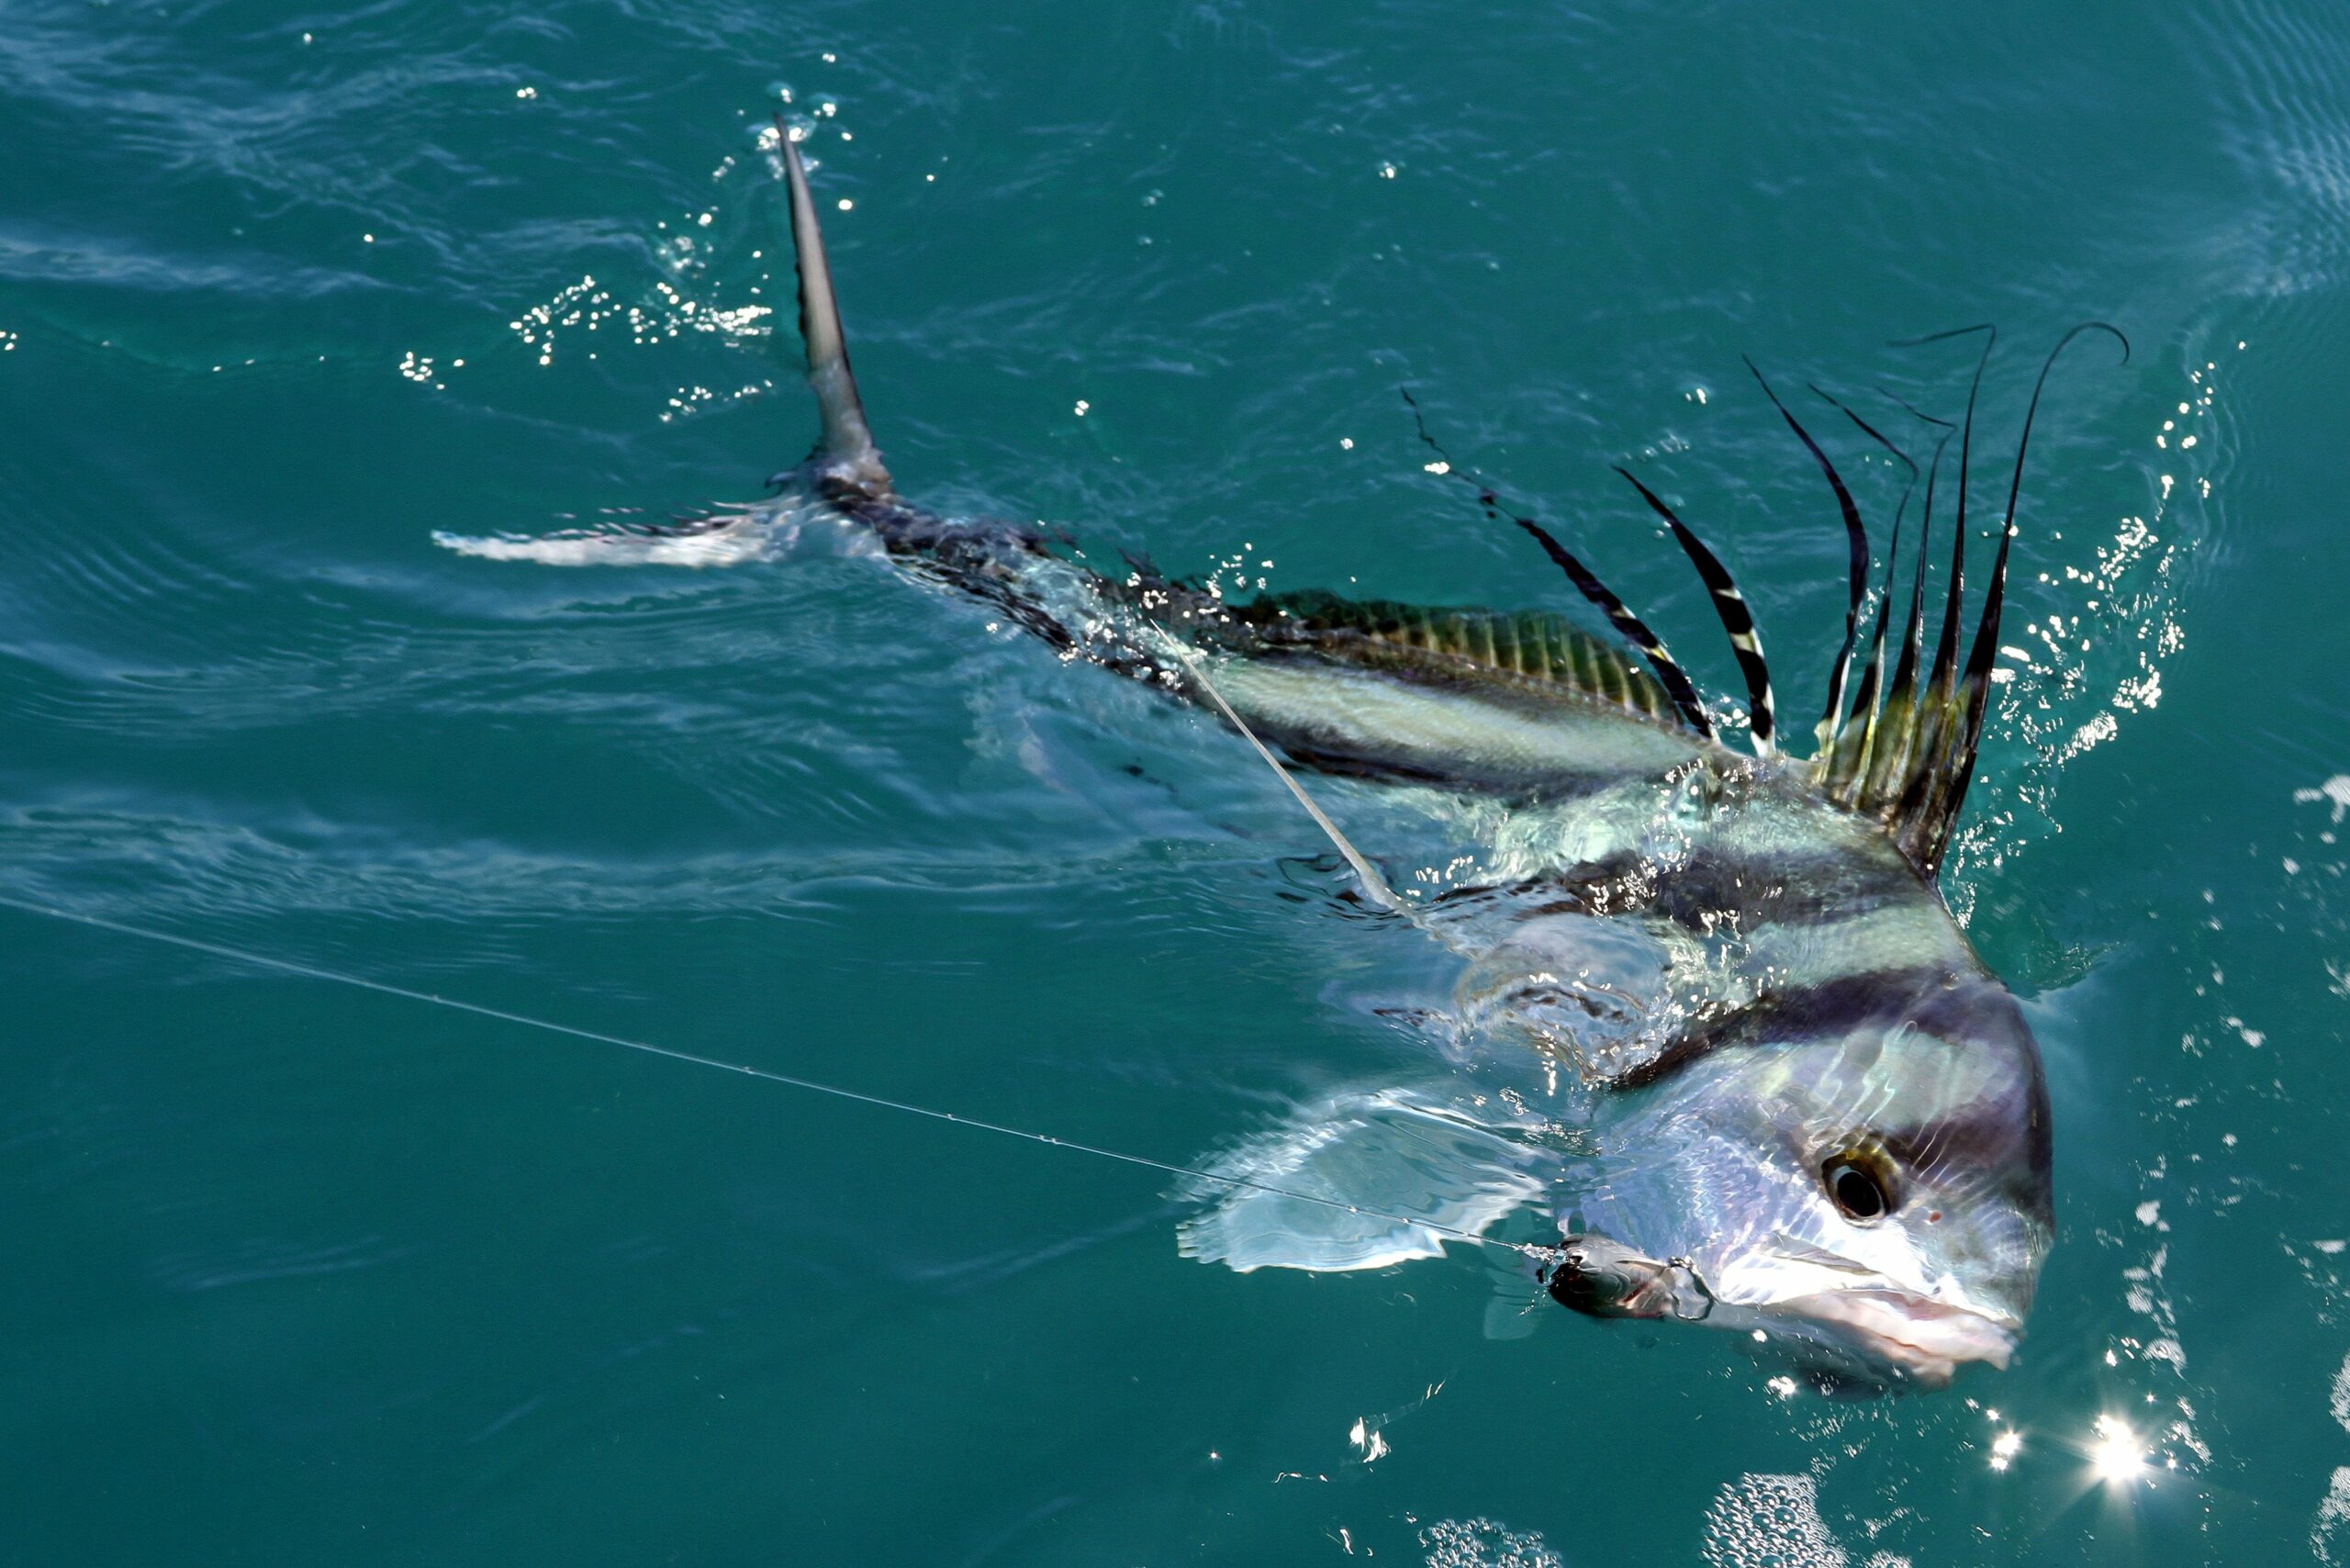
(0, 891, 1555, 1264)
(1156, 633, 1484, 965)
(1166, 641, 1404, 915)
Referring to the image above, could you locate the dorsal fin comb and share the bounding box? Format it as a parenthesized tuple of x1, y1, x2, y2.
(1405, 329, 2122, 879)
(1613, 467, 1777, 756)
(1402, 390, 1715, 737)
(1819, 324, 2127, 871)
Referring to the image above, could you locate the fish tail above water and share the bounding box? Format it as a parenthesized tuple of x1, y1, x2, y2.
(780, 125, 891, 500)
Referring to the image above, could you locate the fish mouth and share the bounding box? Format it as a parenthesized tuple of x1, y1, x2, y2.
(1774, 1290, 2019, 1387)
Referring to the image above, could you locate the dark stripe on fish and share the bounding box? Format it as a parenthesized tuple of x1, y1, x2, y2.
(1878, 1094, 2053, 1204)
(1441, 845, 1925, 931)
(1606, 964, 2010, 1091)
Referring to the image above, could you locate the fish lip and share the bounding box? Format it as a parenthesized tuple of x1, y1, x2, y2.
(1773, 1290, 2020, 1386)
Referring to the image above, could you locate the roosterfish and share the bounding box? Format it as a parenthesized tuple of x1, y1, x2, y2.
(445, 132, 2120, 1388)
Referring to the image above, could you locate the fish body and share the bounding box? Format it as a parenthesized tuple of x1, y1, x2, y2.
(460, 135, 2102, 1389)
(775, 137, 2073, 1389)
(1189, 666, 2052, 1385)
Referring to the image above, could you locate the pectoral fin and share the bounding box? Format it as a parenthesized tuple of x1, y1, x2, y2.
(1176, 1089, 1544, 1273)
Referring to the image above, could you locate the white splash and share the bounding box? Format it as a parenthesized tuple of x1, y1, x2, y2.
(2296, 776, 2350, 823)
(1701, 1473, 1849, 1568)
(2318, 1467, 2350, 1564)
(1420, 1518, 1561, 1568)
(432, 506, 881, 569)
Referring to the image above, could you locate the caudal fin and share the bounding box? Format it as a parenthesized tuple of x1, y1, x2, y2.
(778, 123, 891, 497)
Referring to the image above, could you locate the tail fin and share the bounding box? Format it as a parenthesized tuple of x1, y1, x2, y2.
(778, 123, 891, 497)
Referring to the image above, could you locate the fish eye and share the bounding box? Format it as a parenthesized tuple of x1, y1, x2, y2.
(1821, 1144, 1898, 1223)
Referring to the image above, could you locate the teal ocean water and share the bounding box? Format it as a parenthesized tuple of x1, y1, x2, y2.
(7, 2, 2350, 1562)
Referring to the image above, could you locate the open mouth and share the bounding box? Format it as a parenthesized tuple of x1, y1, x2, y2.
(1775, 1290, 2020, 1386)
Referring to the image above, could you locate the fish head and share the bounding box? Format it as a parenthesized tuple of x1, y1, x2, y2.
(1561, 969, 2053, 1389)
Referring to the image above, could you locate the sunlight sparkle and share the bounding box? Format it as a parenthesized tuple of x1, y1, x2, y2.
(2089, 1417, 2146, 1484)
